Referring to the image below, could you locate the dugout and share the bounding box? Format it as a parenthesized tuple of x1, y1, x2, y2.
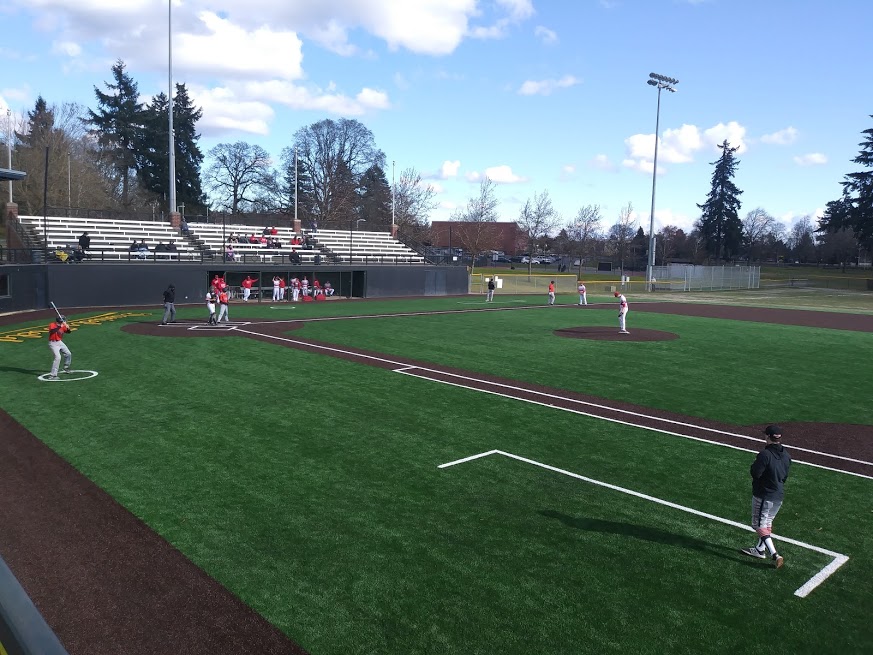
(0, 263, 468, 312)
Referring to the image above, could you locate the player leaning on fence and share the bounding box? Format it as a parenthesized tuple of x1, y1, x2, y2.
(740, 425, 791, 569)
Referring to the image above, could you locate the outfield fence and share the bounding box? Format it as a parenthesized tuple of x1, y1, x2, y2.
(470, 273, 579, 295)
(759, 275, 873, 292)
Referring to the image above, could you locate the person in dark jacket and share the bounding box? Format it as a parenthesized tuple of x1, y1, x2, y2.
(740, 425, 791, 568)
(161, 284, 176, 325)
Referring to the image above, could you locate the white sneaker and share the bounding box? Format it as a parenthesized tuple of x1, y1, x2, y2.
(740, 547, 767, 559)
(46, 375, 58, 380)
(619, 330, 630, 334)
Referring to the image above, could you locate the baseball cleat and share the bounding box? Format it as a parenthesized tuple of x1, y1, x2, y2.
(619, 330, 630, 334)
(773, 554, 784, 568)
(46, 375, 58, 380)
(740, 547, 767, 559)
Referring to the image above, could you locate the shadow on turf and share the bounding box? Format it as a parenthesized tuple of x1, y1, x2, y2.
(539, 510, 759, 564)
(0, 366, 42, 376)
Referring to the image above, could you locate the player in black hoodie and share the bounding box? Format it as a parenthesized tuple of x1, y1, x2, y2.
(740, 425, 792, 568)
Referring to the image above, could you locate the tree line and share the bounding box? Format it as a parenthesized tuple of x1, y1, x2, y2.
(4, 58, 870, 267)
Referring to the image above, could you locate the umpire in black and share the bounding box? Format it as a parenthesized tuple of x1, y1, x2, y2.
(161, 284, 176, 325)
(740, 425, 791, 568)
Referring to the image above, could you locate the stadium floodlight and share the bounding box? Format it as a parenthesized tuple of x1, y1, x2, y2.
(645, 72, 679, 292)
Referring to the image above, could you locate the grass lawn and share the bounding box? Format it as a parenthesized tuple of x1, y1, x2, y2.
(1, 298, 871, 654)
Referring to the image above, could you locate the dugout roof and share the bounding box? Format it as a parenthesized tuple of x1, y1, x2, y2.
(0, 167, 26, 182)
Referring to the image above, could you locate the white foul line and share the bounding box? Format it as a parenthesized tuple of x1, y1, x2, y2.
(439, 450, 848, 598)
(233, 327, 873, 481)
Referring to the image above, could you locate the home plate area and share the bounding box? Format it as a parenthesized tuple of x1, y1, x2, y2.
(553, 326, 679, 341)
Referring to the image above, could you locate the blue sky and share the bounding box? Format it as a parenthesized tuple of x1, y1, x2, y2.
(1, 0, 871, 234)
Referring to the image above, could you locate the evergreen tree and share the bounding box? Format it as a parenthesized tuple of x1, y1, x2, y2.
(697, 140, 744, 261)
(821, 116, 873, 251)
(357, 164, 392, 226)
(88, 59, 144, 207)
(138, 84, 205, 213)
(15, 96, 55, 148)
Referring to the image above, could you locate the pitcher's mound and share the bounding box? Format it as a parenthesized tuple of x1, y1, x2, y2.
(554, 326, 678, 342)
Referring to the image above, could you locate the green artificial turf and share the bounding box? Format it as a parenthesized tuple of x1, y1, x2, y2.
(1, 304, 871, 654)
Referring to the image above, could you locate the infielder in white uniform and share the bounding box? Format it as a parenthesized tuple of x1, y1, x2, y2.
(577, 281, 587, 306)
(614, 291, 629, 333)
(272, 276, 281, 301)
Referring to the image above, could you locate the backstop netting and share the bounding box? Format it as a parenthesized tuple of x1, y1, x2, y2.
(651, 265, 761, 291)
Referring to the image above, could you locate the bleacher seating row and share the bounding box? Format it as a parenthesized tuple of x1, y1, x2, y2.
(14, 215, 425, 264)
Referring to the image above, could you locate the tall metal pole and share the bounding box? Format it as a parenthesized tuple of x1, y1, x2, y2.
(43, 147, 49, 255)
(294, 146, 298, 227)
(645, 72, 678, 291)
(391, 160, 395, 229)
(647, 85, 662, 291)
(67, 151, 71, 210)
(6, 109, 12, 203)
(168, 0, 177, 220)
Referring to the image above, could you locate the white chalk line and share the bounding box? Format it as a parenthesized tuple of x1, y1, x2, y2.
(232, 327, 873, 481)
(396, 369, 873, 481)
(439, 449, 848, 598)
(394, 367, 873, 468)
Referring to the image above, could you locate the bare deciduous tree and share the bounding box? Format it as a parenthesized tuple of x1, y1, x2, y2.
(204, 141, 273, 214)
(451, 177, 501, 275)
(607, 202, 636, 273)
(517, 190, 561, 274)
(394, 167, 438, 240)
(742, 207, 777, 262)
(567, 204, 603, 277)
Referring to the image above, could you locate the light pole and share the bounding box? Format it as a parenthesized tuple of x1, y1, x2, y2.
(6, 109, 12, 203)
(646, 72, 678, 291)
(294, 146, 298, 229)
(67, 151, 71, 212)
(391, 160, 395, 232)
(350, 218, 366, 262)
(168, 0, 177, 222)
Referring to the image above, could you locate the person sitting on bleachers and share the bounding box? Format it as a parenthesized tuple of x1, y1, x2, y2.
(129, 239, 139, 251)
(167, 240, 178, 252)
(180, 218, 189, 235)
(225, 244, 235, 261)
(290, 251, 301, 264)
(270, 226, 278, 236)
(136, 240, 149, 259)
(324, 281, 335, 296)
(248, 234, 258, 244)
(263, 226, 272, 236)
(259, 235, 268, 246)
(155, 241, 167, 252)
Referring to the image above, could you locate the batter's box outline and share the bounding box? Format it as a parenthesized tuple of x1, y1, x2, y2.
(187, 323, 250, 331)
(439, 449, 848, 599)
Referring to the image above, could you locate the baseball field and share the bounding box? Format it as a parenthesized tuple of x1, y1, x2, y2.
(1, 288, 872, 655)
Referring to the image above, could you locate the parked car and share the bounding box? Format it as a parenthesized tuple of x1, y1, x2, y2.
(521, 256, 542, 264)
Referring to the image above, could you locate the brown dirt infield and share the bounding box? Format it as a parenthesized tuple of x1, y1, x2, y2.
(2, 300, 873, 654)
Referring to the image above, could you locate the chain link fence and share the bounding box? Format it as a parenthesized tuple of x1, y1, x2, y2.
(651, 265, 761, 291)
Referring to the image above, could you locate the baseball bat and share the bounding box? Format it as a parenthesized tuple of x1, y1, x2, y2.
(49, 301, 68, 326)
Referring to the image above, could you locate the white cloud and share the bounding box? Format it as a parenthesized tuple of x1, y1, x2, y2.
(484, 165, 527, 184)
(518, 75, 580, 96)
(1, 86, 30, 103)
(465, 171, 482, 182)
(793, 153, 828, 166)
(468, 0, 534, 40)
(534, 25, 558, 44)
(174, 12, 304, 81)
(440, 160, 461, 178)
(703, 121, 747, 153)
(622, 121, 748, 174)
(761, 126, 798, 145)
(356, 88, 391, 110)
(428, 181, 445, 194)
(189, 86, 274, 136)
(589, 154, 616, 171)
(51, 40, 82, 57)
(238, 80, 389, 116)
(497, 0, 535, 20)
(562, 164, 576, 175)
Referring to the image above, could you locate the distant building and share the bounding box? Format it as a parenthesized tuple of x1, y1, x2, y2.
(429, 221, 527, 256)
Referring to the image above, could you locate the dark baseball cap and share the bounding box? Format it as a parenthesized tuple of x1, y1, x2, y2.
(764, 425, 783, 439)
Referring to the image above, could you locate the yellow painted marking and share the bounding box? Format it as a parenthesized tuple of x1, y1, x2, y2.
(0, 312, 151, 343)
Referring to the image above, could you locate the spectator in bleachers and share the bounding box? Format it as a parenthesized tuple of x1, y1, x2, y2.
(324, 281, 335, 296)
(71, 246, 85, 263)
(270, 226, 278, 236)
(78, 231, 91, 259)
(311, 219, 318, 233)
(259, 235, 268, 246)
(290, 252, 301, 264)
(225, 244, 235, 261)
(263, 226, 272, 236)
(180, 217, 189, 235)
(167, 240, 178, 252)
(129, 239, 139, 251)
(155, 241, 167, 252)
(248, 234, 258, 244)
(136, 240, 149, 259)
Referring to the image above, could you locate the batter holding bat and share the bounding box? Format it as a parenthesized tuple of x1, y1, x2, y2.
(47, 303, 74, 379)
